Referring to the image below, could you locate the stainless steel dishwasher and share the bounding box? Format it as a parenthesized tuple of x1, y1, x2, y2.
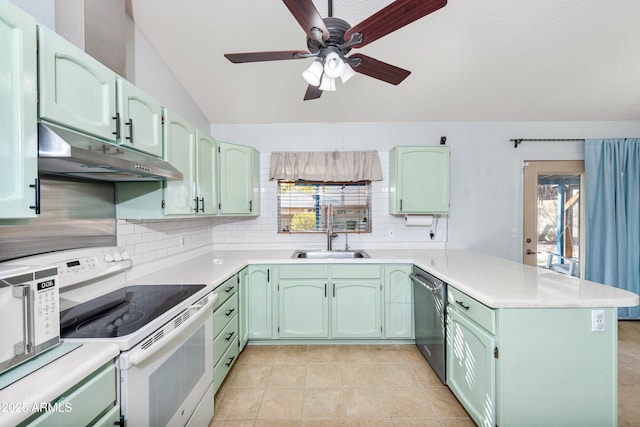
(411, 266, 447, 384)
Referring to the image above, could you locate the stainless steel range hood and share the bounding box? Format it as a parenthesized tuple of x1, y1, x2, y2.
(38, 124, 183, 181)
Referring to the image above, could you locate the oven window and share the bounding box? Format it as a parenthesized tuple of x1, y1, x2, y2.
(149, 326, 206, 426)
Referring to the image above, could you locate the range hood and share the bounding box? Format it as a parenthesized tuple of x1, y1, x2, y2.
(38, 124, 183, 182)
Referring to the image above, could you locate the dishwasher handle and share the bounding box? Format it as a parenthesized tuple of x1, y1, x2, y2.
(410, 273, 442, 294)
(125, 292, 217, 367)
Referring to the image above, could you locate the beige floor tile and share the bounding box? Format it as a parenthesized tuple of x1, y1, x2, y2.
(393, 421, 442, 427)
(276, 345, 309, 364)
(383, 387, 436, 419)
(306, 363, 343, 387)
(338, 345, 373, 364)
(214, 387, 264, 420)
(343, 387, 390, 419)
(302, 387, 346, 419)
(254, 421, 300, 427)
(209, 420, 255, 427)
(423, 386, 470, 419)
(239, 345, 278, 365)
(226, 364, 272, 388)
(347, 420, 394, 427)
(268, 364, 307, 387)
(368, 345, 403, 363)
(301, 421, 347, 427)
(340, 364, 380, 387)
(307, 345, 342, 363)
(437, 420, 477, 427)
(375, 363, 417, 387)
(257, 387, 304, 419)
(409, 360, 444, 387)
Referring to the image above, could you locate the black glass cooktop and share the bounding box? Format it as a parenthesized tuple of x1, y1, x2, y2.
(60, 284, 206, 339)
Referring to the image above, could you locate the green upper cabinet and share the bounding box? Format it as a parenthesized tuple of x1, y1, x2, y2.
(0, 1, 38, 219)
(38, 25, 117, 142)
(389, 146, 450, 214)
(117, 78, 162, 157)
(195, 130, 218, 215)
(163, 109, 196, 215)
(218, 141, 260, 216)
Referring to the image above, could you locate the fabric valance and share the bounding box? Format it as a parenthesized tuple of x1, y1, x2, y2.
(269, 151, 383, 182)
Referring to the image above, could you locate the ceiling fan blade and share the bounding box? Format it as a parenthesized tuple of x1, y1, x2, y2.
(303, 85, 323, 101)
(344, 0, 447, 48)
(282, 0, 330, 43)
(224, 50, 310, 63)
(349, 53, 411, 85)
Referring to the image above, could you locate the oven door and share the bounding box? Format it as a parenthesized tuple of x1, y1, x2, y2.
(119, 292, 215, 427)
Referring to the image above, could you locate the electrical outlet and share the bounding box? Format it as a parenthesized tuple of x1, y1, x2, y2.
(591, 309, 605, 332)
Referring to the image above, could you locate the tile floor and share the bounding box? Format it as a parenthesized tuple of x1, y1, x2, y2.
(211, 320, 640, 427)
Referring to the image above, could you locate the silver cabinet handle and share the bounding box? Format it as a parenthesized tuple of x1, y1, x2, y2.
(409, 273, 441, 294)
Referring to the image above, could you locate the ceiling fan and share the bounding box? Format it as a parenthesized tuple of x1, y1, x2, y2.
(224, 0, 447, 100)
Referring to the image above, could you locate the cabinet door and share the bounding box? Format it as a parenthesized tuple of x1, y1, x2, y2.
(447, 307, 496, 427)
(390, 146, 450, 214)
(0, 1, 38, 219)
(38, 26, 117, 142)
(384, 265, 413, 338)
(195, 130, 218, 215)
(332, 280, 382, 338)
(164, 109, 196, 215)
(117, 78, 162, 157)
(218, 141, 253, 215)
(278, 280, 329, 338)
(247, 266, 272, 339)
(238, 268, 249, 351)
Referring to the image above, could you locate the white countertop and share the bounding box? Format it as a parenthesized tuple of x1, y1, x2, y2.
(0, 343, 119, 426)
(128, 247, 639, 309)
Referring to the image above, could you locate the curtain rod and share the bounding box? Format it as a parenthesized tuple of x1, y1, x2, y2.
(511, 138, 585, 148)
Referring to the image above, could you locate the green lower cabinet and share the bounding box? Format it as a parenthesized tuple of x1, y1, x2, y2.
(383, 265, 413, 338)
(247, 266, 273, 339)
(331, 280, 382, 338)
(446, 285, 619, 426)
(238, 268, 249, 351)
(279, 280, 329, 338)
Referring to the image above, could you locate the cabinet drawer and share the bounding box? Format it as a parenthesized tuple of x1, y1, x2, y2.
(213, 275, 237, 310)
(213, 314, 238, 363)
(332, 264, 381, 279)
(213, 337, 239, 394)
(26, 362, 116, 426)
(447, 286, 496, 334)
(279, 265, 328, 279)
(214, 293, 238, 337)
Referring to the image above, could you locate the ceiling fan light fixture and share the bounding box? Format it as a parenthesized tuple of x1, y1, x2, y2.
(302, 59, 324, 86)
(340, 63, 356, 84)
(319, 74, 336, 91)
(323, 52, 345, 79)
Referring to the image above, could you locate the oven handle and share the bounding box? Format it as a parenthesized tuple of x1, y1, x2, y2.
(127, 293, 217, 367)
(409, 273, 442, 294)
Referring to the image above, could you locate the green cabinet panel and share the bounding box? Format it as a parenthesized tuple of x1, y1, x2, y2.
(213, 337, 239, 394)
(389, 146, 450, 214)
(238, 268, 249, 351)
(117, 78, 162, 157)
(38, 26, 117, 142)
(247, 266, 272, 339)
(218, 141, 260, 216)
(163, 109, 196, 215)
(332, 280, 382, 338)
(278, 264, 329, 279)
(22, 362, 117, 426)
(332, 264, 381, 279)
(383, 265, 413, 338)
(0, 1, 38, 219)
(447, 305, 496, 427)
(195, 130, 218, 215)
(279, 280, 329, 338)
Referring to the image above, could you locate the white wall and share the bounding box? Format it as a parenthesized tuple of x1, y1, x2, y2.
(211, 121, 640, 261)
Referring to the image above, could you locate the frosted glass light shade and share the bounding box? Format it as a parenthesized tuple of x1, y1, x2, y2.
(340, 63, 356, 83)
(319, 74, 336, 91)
(323, 52, 345, 79)
(302, 60, 323, 86)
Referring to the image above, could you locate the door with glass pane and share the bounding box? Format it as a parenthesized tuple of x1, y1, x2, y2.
(523, 161, 584, 277)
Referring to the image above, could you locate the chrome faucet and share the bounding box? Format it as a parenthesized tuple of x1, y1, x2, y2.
(327, 203, 337, 251)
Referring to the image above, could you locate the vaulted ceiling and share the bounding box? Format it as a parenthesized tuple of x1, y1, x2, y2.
(128, 0, 640, 124)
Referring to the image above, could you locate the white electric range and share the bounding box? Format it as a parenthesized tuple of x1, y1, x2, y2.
(8, 246, 216, 427)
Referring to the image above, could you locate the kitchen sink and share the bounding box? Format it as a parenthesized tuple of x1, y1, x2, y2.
(291, 250, 370, 259)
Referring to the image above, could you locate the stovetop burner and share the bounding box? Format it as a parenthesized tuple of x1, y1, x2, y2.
(60, 284, 206, 338)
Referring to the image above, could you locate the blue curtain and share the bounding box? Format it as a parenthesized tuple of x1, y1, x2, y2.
(585, 138, 640, 319)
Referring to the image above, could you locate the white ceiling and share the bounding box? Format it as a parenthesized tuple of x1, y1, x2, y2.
(128, 0, 640, 124)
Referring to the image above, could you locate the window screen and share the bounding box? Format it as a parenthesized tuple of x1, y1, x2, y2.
(277, 181, 372, 233)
